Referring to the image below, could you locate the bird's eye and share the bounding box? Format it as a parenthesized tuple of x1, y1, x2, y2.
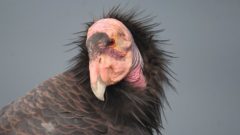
(107, 39, 115, 46)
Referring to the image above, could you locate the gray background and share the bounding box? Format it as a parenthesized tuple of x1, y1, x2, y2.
(0, 0, 239, 135)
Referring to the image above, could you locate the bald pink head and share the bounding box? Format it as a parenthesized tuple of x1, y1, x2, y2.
(86, 18, 146, 100)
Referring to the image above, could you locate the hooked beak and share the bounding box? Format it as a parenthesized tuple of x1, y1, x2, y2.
(91, 77, 106, 101)
(89, 56, 106, 101)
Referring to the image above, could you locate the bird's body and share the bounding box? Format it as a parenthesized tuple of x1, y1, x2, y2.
(0, 72, 151, 135)
(0, 7, 173, 135)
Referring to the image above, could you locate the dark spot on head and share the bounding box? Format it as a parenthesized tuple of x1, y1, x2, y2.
(86, 32, 112, 59)
(86, 32, 112, 47)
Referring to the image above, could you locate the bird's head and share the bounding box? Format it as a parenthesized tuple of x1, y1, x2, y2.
(69, 7, 174, 134)
(86, 18, 146, 101)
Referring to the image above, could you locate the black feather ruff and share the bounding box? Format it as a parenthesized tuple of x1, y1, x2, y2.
(68, 6, 174, 135)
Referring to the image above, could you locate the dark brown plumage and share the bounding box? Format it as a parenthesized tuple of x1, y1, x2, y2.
(0, 7, 174, 135)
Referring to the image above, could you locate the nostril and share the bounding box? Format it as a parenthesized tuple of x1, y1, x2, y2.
(99, 58, 101, 63)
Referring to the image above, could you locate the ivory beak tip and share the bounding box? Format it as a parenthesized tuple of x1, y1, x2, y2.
(91, 77, 106, 101)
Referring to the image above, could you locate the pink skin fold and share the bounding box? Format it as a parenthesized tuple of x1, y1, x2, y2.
(87, 18, 146, 100)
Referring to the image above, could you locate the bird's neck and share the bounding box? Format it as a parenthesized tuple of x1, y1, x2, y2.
(124, 43, 146, 89)
(125, 64, 146, 88)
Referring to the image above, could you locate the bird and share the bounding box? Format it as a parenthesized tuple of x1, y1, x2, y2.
(0, 7, 174, 135)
